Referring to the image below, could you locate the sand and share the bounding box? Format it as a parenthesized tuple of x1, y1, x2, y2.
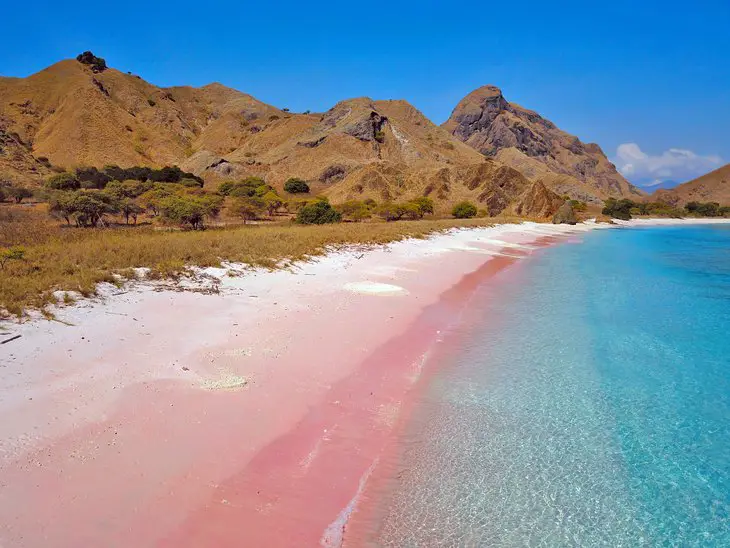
(0, 220, 667, 546)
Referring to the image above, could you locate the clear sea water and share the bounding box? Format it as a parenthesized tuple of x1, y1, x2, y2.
(366, 225, 730, 547)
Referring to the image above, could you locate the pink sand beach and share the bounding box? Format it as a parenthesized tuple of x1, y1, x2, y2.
(0, 222, 603, 547)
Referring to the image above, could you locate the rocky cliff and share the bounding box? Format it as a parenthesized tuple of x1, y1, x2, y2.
(442, 85, 644, 202)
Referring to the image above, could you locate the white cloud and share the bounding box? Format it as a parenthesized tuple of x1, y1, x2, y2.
(612, 143, 724, 187)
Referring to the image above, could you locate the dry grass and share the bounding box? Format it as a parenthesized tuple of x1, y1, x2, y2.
(0, 205, 536, 318)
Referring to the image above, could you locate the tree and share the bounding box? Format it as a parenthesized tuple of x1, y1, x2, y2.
(376, 202, 405, 222)
(296, 199, 342, 224)
(410, 196, 434, 218)
(337, 200, 372, 221)
(261, 191, 283, 217)
(7, 187, 33, 203)
(0, 246, 25, 269)
(46, 172, 81, 191)
(138, 187, 172, 216)
(229, 196, 265, 224)
(284, 178, 310, 194)
(118, 198, 144, 225)
(159, 194, 222, 229)
(452, 201, 477, 219)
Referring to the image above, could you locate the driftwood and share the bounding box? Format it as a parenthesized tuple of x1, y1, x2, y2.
(1, 334, 21, 345)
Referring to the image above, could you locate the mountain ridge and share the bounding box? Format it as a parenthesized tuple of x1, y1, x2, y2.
(1, 54, 648, 218)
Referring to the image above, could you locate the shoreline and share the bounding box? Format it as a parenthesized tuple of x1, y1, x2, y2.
(0, 218, 724, 546)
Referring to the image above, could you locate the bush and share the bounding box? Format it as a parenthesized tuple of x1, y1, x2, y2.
(284, 178, 310, 194)
(602, 198, 634, 220)
(100, 165, 203, 185)
(7, 187, 33, 203)
(75, 166, 112, 189)
(296, 199, 341, 224)
(46, 172, 81, 191)
(686, 201, 721, 217)
(452, 201, 477, 219)
(569, 199, 588, 212)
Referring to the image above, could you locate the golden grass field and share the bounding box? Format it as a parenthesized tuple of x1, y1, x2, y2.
(0, 204, 542, 318)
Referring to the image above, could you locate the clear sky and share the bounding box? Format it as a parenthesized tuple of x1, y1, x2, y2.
(2, 0, 729, 187)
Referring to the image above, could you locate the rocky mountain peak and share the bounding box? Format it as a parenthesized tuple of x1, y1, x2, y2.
(442, 86, 643, 200)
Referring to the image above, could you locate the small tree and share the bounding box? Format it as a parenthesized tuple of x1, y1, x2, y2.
(138, 188, 172, 216)
(284, 178, 310, 194)
(262, 191, 283, 217)
(7, 187, 33, 203)
(118, 198, 144, 225)
(337, 200, 372, 221)
(296, 199, 341, 224)
(452, 201, 477, 219)
(0, 246, 25, 269)
(410, 196, 434, 218)
(377, 202, 405, 222)
(230, 196, 266, 224)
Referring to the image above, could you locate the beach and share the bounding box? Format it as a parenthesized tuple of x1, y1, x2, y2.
(0, 218, 727, 546)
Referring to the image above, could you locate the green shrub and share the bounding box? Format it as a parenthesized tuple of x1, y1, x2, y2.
(569, 199, 588, 212)
(284, 178, 310, 194)
(296, 199, 341, 224)
(452, 201, 477, 219)
(46, 172, 81, 191)
(686, 201, 721, 217)
(602, 198, 633, 220)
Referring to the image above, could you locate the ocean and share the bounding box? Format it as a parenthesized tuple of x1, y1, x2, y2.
(359, 224, 730, 546)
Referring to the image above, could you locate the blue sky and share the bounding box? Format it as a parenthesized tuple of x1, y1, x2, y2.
(2, 0, 729, 187)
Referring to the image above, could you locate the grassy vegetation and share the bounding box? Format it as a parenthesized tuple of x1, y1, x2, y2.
(0, 205, 517, 318)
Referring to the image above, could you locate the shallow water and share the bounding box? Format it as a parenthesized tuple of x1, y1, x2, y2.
(360, 225, 730, 547)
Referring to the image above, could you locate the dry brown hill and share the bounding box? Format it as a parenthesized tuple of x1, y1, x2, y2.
(442, 85, 644, 203)
(0, 55, 570, 218)
(652, 164, 730, 206)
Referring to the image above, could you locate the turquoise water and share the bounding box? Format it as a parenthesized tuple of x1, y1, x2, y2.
(367, 225, 730, 546)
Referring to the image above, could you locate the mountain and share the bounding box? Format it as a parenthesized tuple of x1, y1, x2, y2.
(442, 85, 644, 203)
(0, 55, 573, 218)
(653, 164, 730, 206)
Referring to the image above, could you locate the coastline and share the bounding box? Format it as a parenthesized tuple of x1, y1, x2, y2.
(0, 218, 726, 546)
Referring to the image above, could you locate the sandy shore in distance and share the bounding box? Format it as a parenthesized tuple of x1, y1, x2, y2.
(0, 218, 725, 546)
